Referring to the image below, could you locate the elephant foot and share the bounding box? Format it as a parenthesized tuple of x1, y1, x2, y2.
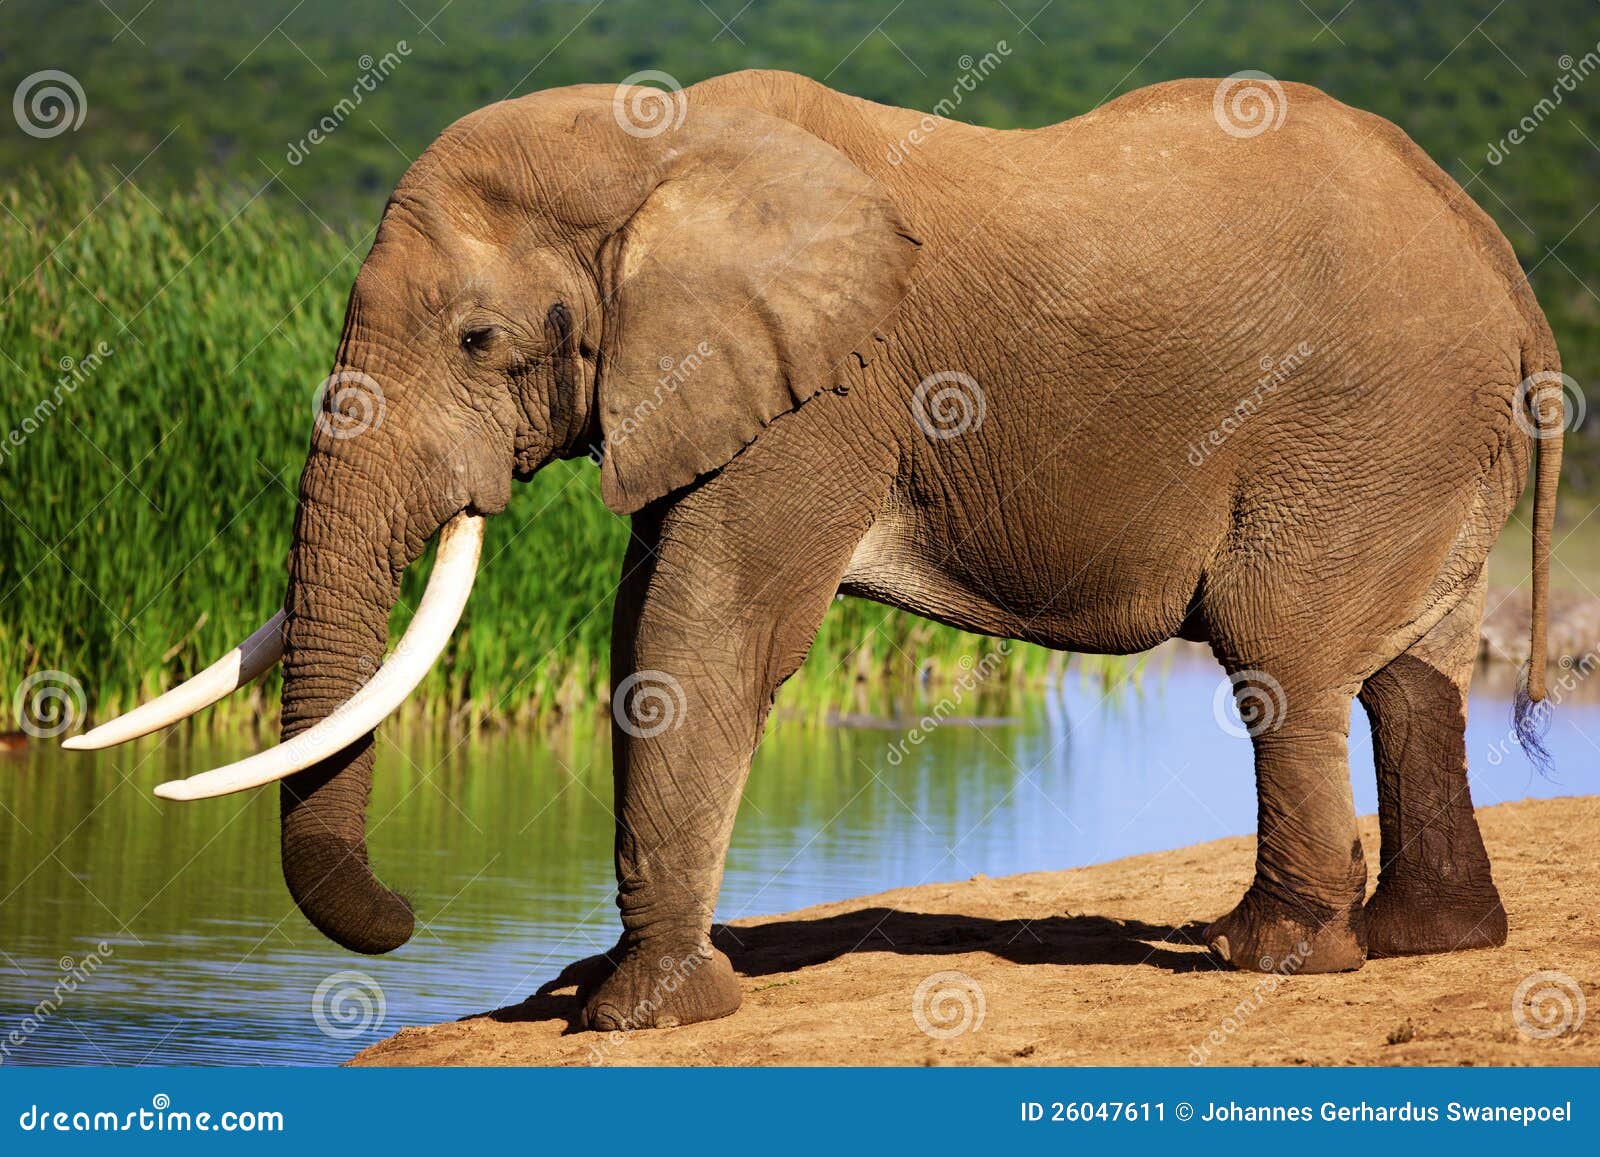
(1365, 882, 1506, 957)
(1203, 885, 1366, 974)
(579, 940, 741, 1032)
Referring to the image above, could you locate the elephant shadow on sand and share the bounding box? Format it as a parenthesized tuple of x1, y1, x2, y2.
(487, 909, 1217, 1032)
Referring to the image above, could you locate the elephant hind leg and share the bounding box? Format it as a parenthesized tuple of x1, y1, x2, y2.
(1358, 575, 1507, 956)
(1201, 673, 1369, 974)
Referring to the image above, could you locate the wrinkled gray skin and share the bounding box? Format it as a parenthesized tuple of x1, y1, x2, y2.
(279, 71, 1560, 1031)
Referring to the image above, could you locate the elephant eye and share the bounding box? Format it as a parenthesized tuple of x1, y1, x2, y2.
(460, 326, 497, 354)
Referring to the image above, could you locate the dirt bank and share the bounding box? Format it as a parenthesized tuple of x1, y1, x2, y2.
(352, 796, 1599, 1066)
(1480, 586, 1600, 666)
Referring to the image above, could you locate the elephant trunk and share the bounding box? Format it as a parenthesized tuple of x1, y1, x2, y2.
(277, 470, 414, 955)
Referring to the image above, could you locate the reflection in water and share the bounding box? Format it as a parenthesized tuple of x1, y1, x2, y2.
(0, 649, 1592, 1066)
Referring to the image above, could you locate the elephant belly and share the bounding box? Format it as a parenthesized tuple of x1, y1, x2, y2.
(840, 496, 1216, 655)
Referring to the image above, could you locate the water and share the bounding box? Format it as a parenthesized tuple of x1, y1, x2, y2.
(1, 648, 1592, 1066)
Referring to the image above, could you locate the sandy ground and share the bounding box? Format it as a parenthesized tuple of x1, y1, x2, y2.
(351, 796, 1599, 1067)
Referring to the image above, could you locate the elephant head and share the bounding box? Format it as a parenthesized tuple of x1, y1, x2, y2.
(67, 80, 919, 953)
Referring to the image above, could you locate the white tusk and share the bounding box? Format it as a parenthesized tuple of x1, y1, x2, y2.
(154, 513, 484, 802)
(61, 612, 287, 750)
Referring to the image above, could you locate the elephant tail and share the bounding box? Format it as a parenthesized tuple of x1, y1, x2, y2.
(1513, 342, 1563, 774)
(1524, 350, 1564, 705)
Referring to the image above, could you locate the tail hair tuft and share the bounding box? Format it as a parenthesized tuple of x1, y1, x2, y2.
(1513, 665, 1555, 777)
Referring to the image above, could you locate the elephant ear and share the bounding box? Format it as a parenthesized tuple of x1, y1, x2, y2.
(596, 107, 920, 514)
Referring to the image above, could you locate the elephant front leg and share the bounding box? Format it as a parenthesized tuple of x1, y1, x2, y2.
(583, 626, 753, 1032)
(580, 497, 874, 1031)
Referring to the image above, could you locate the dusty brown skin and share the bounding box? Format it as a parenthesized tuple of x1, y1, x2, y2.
(277, 71, 1562, 1030)
(351, 797, 1600, 1067)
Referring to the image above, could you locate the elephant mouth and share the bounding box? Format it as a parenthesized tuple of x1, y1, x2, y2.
(61, 511, 484, 800)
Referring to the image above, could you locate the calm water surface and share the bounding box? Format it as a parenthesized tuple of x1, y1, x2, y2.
(1, 649, 1593, 1066)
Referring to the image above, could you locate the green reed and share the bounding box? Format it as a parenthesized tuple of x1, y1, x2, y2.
(0, 169, 1129, 731)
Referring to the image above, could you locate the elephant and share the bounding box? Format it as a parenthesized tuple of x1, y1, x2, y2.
(71, 69, 1563, 1032)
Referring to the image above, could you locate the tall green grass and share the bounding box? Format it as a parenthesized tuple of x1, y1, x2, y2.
(1, 169, 1092, 730)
